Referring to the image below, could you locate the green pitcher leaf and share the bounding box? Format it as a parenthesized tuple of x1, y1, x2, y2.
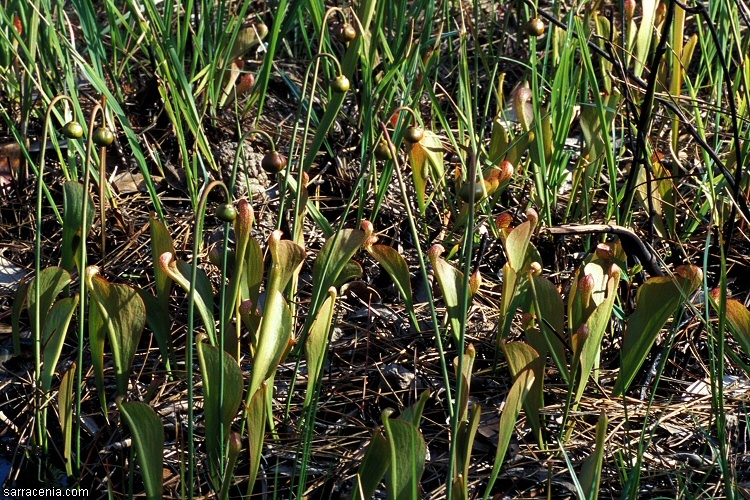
(504, 209, 538, 272)
(224, 199, 254, 331)
(61, 181, 95, 273)
(311, 228, 367, 297)
(365, 239, 418, 330)
(382, 408, 427, 500)
(59, 362, 76, 477)
(575, 267, 620, 402)
(41, 295, 78, 393)
(501, 341, 545, 447)
(267, 230, 306, 296)
(351, 428, 390, 500)
(197, 337, 244, 485)
(453, 402, 481, 499)
(117, 400, 164, 500)
(484, 368, 535, 500)
(613, 265, 702, 396)
(149, 214, 175, 313)
(246, 383, 268, 493)
(249, 289, 293, 396)
(708, 290, 750, 361)
(158, 252, 217, 345)
(428, 244, 466, 346)
(27, 267, 71, 338)
(86, 267, 146, 397)
(304, 288, 337, 406)
(530, 275, 568, 381)
(580, 411, 608, 500)
(137, 290, 174, 372)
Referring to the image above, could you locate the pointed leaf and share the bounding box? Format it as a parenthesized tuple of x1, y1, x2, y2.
(197, 338, 244, 484)
(575, 267, 620, 402)
(613, 265, 702, 396)
(59, 363, 75, 477)
(398, 389, 432, 428)
(351, 429, 390, 500)
(501, 341, 545, 448)
(367, 243, 417, 329)
(530, 275, 568, 381)
(428, 245, 466, 346)
(87, 267, 146, 396)
(61, 181, 95, 273)
(249, 290, 293, 396)
(304, 288, 337, 406)
(149, 214, 175, 313)
(117, 400, 164, 500)
(580, 411, 608, 500)
(484, 368, 535, 499)
(41, 295, 78, 393)
(311, 228, 367, 296)
(382, 409, 427, 500)
(267, 230, 306, 295)
(158, 252, 217, 345)
(505, 209, 538, 271)
(246, 383, 268, 493)
(27, 267, 71, 337)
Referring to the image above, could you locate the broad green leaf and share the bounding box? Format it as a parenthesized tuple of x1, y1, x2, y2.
(428, 244, 467, 346)
(246, 384, 268, 494)
(61, 181, 95, 273)
(41, 295, 78, 393)
(505, 209, 538, 272)
(382, 409, 427, 500)
(575, 268, 619, 402)
(530, 276, 568, 381)
(333, 261, 363, 289)
(117, 400, 164, 500)
(158, 252, 217, 345)
(453, 403, 481, 500)
(580, 411, 608, 500)
(407, 130, 444, 215)
(366, 243, 418, 330)
(613, 265, 702, 396)
(351, 429, 390, 500)
(149, 214, 175, 313)
(137, 290, 174, 372)
(454, 344, 476, 422)
(311, 228, 367, 296)
(11, 277, 28, 355)
(267, 230, 305, 296)
(27, 267, 71, 337)
(249, 290, 292, 396)
(59, 363, 75, 477)
(197, 338, 244, 486)
(484, 368, 535, 499)
(87, 267, 146, 397)
(501, 341, 544, 447)
(304, 288, 337, 406)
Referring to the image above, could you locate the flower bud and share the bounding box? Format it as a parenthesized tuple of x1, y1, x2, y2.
(579, 273, 595, 308)
(595, 243, 613, 261)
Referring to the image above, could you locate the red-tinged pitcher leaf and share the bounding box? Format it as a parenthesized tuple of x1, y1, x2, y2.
(505, 209, 538, 272)
(407, 130, 444, 215)
(116, 399, 164, 500)
(158, 252, 217, 345)
(246, 383, 268, 494)
(613, 265, 702, 396)
(149, 214, 175, 313)
(708, 289, 750, 361)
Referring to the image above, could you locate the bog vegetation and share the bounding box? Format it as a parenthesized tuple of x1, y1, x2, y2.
(1, 0, 750, 498)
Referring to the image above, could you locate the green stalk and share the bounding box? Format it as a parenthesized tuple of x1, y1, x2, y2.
(186, 180, 231, 499)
